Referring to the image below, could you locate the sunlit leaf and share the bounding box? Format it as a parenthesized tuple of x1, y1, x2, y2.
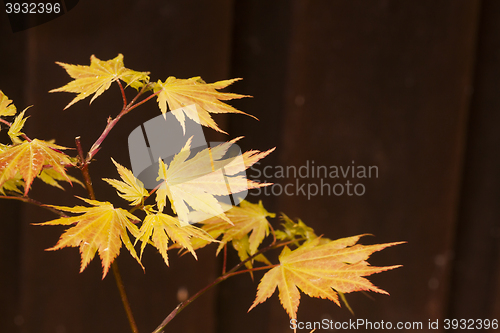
(0, 90, 17, 117)
(7, 109, 29, 144)
(103, 158, 149, 206)
(50, 54, 150, 109)
(153, 76, 254, 133)
(0, 139, 73, 196)
(249, 236, 404, 321)
(38, 167, 84, 190)
(156, 137, 273, 225)
(37, 197, 143, 278)
(135, 212, 214, 266)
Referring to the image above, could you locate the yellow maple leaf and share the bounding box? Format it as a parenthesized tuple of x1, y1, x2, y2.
(156, 137, 273, 226)
(0, 139, 73, 196)
(0, 90, 17, 117)
(135, 212, 214, 266)
(37, 197, 143, 278)
(275, 214, 327, 245)
(153, 76, 254, 133)
(103, 158, 149, 206)
(248, 236, 404, 321)
(50, 54, 150, 109)
(7, 109, 29, 144)
(231, 235, 272, 275)
(38, 167, 83, 190)
(0, 175, 24, 195)
(200, 200, 276, 255)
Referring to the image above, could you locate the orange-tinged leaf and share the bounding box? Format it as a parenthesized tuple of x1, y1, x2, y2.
(135, 212, 214, 266)
(153, 76, 254, 133)
(37, 197, 143, 278)
(50, 54, 150, 109)
(103, 158, 149, 205)
(156, 138, 273, 225)
(0, 90, 17, 117)
(249, 236, 404, 320)
(0, 139, 73, 196)
(203, 200, 275, 255)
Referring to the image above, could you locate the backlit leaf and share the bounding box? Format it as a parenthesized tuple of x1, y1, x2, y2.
(153, 77, 254, 133)
(0, 139, 73, 196)
(103, 158, 149, 206)
(0, 90, 17, 117)
(38, 167, 83, 190)
(7, 109, 29, 144)
(156, 137, 273, 225)
(135, 212, 214, 266)
(50, 54, 150, 109)
(204, 200, 275, 255)
(248, 236, 403, 321)
(275, 214, 328, 245)
(37, 197, 143, 278)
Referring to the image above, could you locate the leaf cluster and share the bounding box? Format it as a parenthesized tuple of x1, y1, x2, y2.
(0, 54, 403, 329)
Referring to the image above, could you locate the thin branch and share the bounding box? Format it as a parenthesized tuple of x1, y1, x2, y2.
(152, 238, 293, 333)
(0, 195, 68, 217)
(75, 137, 95, 200)
(86, 83, 160, 161)
(75, 136, 140, 333)
(151, 264, 278, 333)
(222, 244, 227, 275)
(113, 262, 139, 333)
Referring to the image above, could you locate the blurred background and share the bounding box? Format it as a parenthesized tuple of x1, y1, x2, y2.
(1, 0, 499, 332)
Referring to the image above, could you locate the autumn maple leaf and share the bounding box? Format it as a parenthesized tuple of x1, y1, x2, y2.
(155, 137, 274, 225)
(249, 236, 404, 321)
(198, 200, 276, 256)
(135, 212, 214, 266)
(0, 139, 73, 196)
(153, 76, 254, 133)
(38, 167, 84, 190)
(0, 90, 17, 117)
(184, 201, 275, 273)
(50, 54, 150, 109)
(103, 158, 149, 206)
(37, 197, 143, 278)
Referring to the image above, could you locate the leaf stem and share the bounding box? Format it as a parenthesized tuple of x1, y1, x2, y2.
(117, 80, 128, 108)
(75, 137, 95, 200)
(87, 83, 160, 161)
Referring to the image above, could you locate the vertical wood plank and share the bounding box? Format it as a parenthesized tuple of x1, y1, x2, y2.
(448, 0, 500, 321)
(0, 13, 27, 333)
(272, 0, 479, 330)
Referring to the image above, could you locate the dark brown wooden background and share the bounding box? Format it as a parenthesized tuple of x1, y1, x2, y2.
(1, 1, 499, 332)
